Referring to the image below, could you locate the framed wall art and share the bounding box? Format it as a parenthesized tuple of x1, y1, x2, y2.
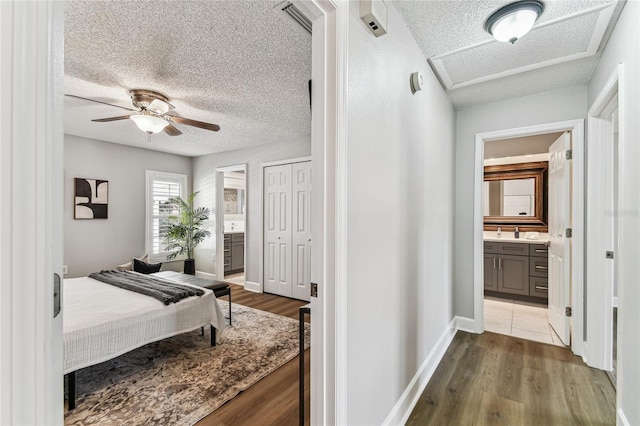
(74, 177, 108, 219)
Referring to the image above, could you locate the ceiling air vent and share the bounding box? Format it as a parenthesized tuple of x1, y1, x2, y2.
(276, 1, 312, 34)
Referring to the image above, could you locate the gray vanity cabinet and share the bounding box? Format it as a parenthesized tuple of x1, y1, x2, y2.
(484, 241, 547, 300)
(483, 242, 498, 291)
(497, 254, 529, 296)
(224, 232, 245, 274)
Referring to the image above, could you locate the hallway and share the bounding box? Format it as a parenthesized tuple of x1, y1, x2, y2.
(407, 331, 615, 425)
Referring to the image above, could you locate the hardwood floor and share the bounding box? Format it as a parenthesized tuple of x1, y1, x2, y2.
(196, 284, 310, 426)
(407, 331, 616, 425)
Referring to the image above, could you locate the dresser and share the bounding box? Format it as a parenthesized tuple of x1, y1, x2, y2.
(484, 241, 548, 302)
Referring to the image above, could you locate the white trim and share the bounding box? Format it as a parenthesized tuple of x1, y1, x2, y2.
(613, 297, 618, 308)
(244, 281, 262, 293)
(585, 64, 623, 370)
(0, 1, 64, 423)
(474, 120, 585, 359)
(455, 316, 477, 333)
(618, 407, 631, 426)
(382, 320, 458, 426)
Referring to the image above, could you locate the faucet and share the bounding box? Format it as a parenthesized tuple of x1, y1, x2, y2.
(497, 227, 502, 238)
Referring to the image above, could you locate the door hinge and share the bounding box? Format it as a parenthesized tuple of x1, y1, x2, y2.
(310, 282, 318, 298)
(606, 251, 614, 259)
(565, 306, 572, 317)
(566, 149, 573, 160)
(565, 228, 572, 238)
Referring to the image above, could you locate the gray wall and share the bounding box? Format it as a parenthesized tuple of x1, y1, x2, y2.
(587, 2, 640, 423)
(64, 135, 192, 277)
(192, 135, 311, 283)
(344, 2, 456, 423)
(454, 86, 588, 318)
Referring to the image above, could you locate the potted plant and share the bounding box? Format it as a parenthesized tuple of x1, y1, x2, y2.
(164, 191, 211, 275)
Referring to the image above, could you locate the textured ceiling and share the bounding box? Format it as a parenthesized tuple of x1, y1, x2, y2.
(65, 1, 624, 156)
(64, 0, 311, 157)
(394, 0, 622, 109)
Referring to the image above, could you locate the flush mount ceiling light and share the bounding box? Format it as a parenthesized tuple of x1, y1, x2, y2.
(130, 111, 169, 134)
(484, 0, 544, 44)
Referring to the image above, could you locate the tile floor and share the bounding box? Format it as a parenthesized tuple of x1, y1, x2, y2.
(484, 296, 565, 346)
(224, 272, 245, 286)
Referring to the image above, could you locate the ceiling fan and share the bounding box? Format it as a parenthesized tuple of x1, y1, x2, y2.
(66, 89, 220, 136)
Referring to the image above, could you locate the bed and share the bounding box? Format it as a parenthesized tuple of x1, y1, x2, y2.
(63, 271, 226, 409)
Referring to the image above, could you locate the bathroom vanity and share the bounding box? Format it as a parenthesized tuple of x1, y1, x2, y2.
(483, 234, 549, 302)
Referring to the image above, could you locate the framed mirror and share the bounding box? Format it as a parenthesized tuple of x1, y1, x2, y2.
(483, 161, 548, 232)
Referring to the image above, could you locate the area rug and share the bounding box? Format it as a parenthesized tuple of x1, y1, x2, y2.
(64, 300, 310, 425)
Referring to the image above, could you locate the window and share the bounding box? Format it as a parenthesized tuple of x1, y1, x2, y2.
(146, 170, 187, 262)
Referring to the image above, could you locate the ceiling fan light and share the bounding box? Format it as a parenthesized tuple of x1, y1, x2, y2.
(484, 0, 544, 44)
(130, 112, 169, 134)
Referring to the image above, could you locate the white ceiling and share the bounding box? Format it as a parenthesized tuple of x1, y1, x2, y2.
(64, 1, 312, 157)
(394, 0, 623, 109)
(64, 0, 624, 157)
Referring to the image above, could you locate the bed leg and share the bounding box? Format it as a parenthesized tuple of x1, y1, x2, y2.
(67, 371, 76, 410)
(228, 289, 232, 326)
(210, 325, 216, 346)
(200, 326, 204, 336)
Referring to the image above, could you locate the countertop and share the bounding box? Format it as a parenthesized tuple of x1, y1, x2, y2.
(224, 230, 245, 234)
(483, 231, 549, 244)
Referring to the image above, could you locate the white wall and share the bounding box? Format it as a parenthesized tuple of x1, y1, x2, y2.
(191, 136, 311, 283)
(454, 86, 588, 318)
(64, 135, 192, 277)
(345, 3, 455, 424)
(587, 2, 640, 423)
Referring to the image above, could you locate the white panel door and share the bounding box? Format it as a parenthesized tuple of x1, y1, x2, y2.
(548, 132, 572, 345)
(264, 165, 292, 297)
(291, 162, 312, 301)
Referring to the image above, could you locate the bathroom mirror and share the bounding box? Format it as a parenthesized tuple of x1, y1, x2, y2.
(483, 161, 548, 232)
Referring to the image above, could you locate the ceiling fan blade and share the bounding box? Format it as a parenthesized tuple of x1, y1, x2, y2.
(163, 123, 183, 136)
(148, 98, 174, 115)
(166, 115, 220, 132)
(65, 94, 137, 112)
(91, 115, 132, 122)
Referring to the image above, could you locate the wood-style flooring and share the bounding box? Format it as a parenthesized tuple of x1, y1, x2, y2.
(196, 284, 310, 426)
(407, 331, 616, 425)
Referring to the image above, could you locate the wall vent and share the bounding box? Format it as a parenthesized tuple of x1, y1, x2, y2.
(276, 1, 312, 34)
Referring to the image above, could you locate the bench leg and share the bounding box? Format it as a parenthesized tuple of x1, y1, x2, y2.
(67, 371, 76, 410)
(228, 289, 232, 326)
(210, 325, 216, 346)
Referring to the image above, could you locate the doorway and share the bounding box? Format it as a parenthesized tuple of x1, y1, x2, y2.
(215, 165, 247, 287)
(473, 119, 586, 358)
(481, 133, 566, 346)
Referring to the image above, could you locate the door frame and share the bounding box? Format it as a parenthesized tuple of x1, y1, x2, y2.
(473, 119, 585, 358)
(0, 1, 64, 423)
(585, 64, 624, 370)
(215, 164, 247, 285)
(258, 156, 311, 295)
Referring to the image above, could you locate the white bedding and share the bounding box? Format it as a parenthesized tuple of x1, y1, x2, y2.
(63, 274, 226, 374)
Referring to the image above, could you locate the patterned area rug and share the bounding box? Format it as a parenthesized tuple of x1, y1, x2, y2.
(65, 301, 310, 425)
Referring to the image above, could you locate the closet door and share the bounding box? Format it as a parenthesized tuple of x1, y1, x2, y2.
(291, 162, 311, 301)
(263, 165, 292, 297)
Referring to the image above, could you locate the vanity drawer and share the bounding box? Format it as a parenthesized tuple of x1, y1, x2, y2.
(530, 257, 548, 277)
(498, 242, 528, 256)
(224, 234, 232, 243)
(529, 243, 549, 258)
(231, 233, 244, 243)
(530, 276, 548, 298)
(484, 241, 498, 254)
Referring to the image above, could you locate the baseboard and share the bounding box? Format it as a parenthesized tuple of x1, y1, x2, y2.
(455, 316, 477, 333)
(617, 407, 630, 425)
(382, 318, 458, 426)
(244, 280, 261, 293)
(195, 271, 218, 280)
(613, 296, 618, 308)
